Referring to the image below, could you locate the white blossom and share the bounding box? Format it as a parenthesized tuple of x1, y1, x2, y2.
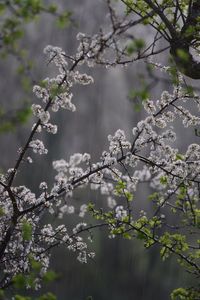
(107, 197, 116, 209)
(115, 206, 127, 220)
(29, 140, 48, 155)
(79, 204, 88, 218)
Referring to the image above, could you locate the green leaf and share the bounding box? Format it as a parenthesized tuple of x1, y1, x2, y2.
(0, 289, 4, 300)
(48, 4, 57, 14)
(37, 293, 57, 300)
(29, 256, 42, 272)
(126, 39, 145, 55)
(26, 273, 36, 289)
(176, 49, 189, 62)
(160, 176, 168, 185)
(22, 221, 32, 241)
(124, 0, 133, 14)
(56, 11, 71, 28)
(13, 274, 27, 289)
(125, 191, 133, 202)
(16, 107, 32, 124)
(14, 296, 31, 300)
(0, 4, 5, 15)
(170, 288, 189, 300)
(134, 38, 145, 50)
(123, 232, 132, 240)
(129, 88, 149, 101)
(175, 153, 184, 161)
(0, 121, 15, 133)
(148, 192, 159, 201)
(43, 270, 59, 283)
(0, 206, 4, 217)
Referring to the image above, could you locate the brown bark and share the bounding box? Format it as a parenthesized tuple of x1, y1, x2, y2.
(170, 1, 200, 79)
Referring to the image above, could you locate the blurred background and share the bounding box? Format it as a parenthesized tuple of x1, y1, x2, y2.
(0, 0, 198, 299)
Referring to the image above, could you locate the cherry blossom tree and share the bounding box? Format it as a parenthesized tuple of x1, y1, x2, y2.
(0, 1, 200, 299)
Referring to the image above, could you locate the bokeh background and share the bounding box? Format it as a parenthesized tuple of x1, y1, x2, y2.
(1, 0, 198, 299)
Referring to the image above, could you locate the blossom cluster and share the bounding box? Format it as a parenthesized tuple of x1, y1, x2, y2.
(0, 41, 200, 293)
(29, 45, 94, 157)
